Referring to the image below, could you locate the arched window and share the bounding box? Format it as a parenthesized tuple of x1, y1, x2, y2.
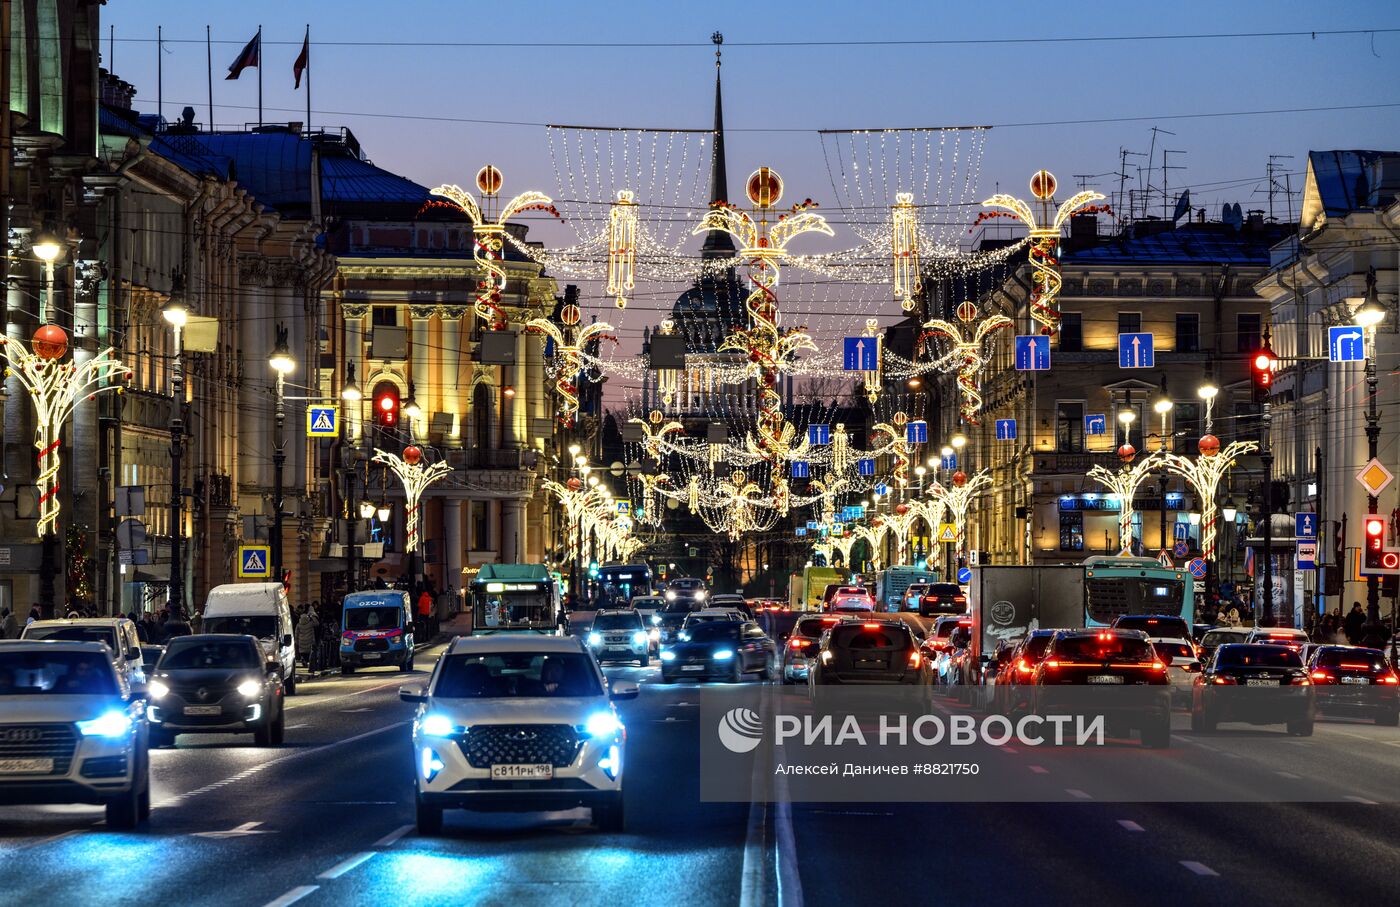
(473, 383, 493, 450)
(37, 0, 63, 135)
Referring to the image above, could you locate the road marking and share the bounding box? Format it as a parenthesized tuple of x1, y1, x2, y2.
(772, 756, 804, 907)
(193, 821, 271, 839)
(262, 886, 319, 907)
(340, 708, 372, 713)
(1274, 771, 1300, 780)
(1066, 788, 1093, 800)
(318, 851, 377, 880)
(283, 677, 408, 711)
(372, 824, 414, 848)
(1180, 861, 1219, 877)
(286, 724, 309, 730)
(1028, 765, 1048, 774)
(1344, 795, 1379, 805)
(1001, 745, 1018, 754)
(1337, 731, 1371, 740)
(1383, 740, 1400, 748)
(1117, 820, 1145, 832)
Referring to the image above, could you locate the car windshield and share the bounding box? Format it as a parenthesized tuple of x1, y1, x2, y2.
(593, 613, 641, 630)
(831, 625, 912, 650)
(1202, 630, 1249, 647)
(0, 650, 118, 695)
(1216, 646, 1301, 668)
(796, 618, 835, 637)
(685, 613, 733, 625)
(204, 615, 278, 639)
(685, 623, 741, 643)
(934, 621, 964, 640)
(1022, 635, 1054, 662)
(929, 584, 962, 597)
(345, 608, 402, 631)
(1054, 635, 1156, 662)
(434, 652, 601, 699)
(1152, 641, 1196, 660)
(160, 640, 261, 670)
(1314, 648, 1386, 670)
(670, 580, 704, 591)
(23, 625, 118, 651)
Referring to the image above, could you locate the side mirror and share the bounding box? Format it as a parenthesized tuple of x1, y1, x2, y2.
(610, 679, 640, 701)
(282, 634, 293, 647)
(266, 661, 281, 675)
(126, 648, 142, 662)
(399, 683, 426, 703)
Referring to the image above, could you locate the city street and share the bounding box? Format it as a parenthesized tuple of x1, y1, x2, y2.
(3, 641, 1399, 907)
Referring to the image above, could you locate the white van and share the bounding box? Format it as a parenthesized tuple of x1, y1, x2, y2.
(22, 617, 147, 691)
(201, 583, 298, 694)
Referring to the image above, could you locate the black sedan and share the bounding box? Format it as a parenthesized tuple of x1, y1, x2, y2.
(1306, 646, 1400, 725)
(659, 620, 775, 682)
(809, 619, 924, 686)
(1191, 643, 1314, 736)
(145, 634, 286, 746)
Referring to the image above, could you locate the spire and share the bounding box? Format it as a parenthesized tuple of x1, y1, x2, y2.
(701, 31, 736, 259)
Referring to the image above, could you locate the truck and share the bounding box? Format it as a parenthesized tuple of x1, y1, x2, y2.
(788, 566, 843, 611)
(874, 566, 939, 612)
(469, 564, 561, 634)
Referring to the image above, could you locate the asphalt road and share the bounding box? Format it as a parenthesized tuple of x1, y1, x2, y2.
(2, 639, 1399, 907)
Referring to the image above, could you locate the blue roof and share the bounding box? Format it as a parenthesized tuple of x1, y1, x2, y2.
(178, 132, 314, 213)
(320, 152, 433, 208)
(1066, 226, 1275, 265)
(1306, 150, 1392, 217)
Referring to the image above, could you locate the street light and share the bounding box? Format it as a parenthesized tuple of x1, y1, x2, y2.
(951, 433, 967, 450)
(568, 444, 582, 457)
(358, 500, 376, 520)
(1349, 267, 1387, 634)
(31, 232, 65, 322)
(269, 325, 295, 592)
(163, 290, 189, 618)
(402, 381, 423, 421)
(1222, 497, 1238, 522)
(376, 502, 392, 523)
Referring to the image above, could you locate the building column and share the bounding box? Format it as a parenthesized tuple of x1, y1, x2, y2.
(409, 304, 436, 439)
(444, 499, 463, 599)
(508, 328, 528, 448)
(502, 498, 523, 564)
(343, 303, 368, 443)
(440, 307, 466, 446)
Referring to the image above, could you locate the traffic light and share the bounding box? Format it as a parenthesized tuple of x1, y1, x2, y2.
(373, 385, 399, 426)
(1251, 348, 1275, 402)
(1364, 514, 1389, 570)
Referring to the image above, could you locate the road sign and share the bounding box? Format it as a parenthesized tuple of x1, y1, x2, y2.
(957, 567, 973, 584)
(1327, 325, 1366, 363)
(940, 453, 957, 470)
(237, 545, 272, 579)
(791, 461, 810, 479)
(1118, 332, 1155, 368)
(875, 482, 890, 496)
(1187, 557, 1208, 579)
(1173, 540, 1189, 558)
(1356, 458, 1395, 497)
(842, 337, 879, 371)
(1294, 513, 1317, 540)
(1157, 549, 1174, 568)
(1173, 522, 1189, 541)
(995, 419, 1017, 441)
(1296, 541, 1317, 570)
(307, 405, 338, 438)
(1360, 548, 1400, 576)
(1014, 334, 1051, 371)
(616, 501, 631, 515)
(807, 521, 819, 530)
(795, 527, 807, 537)
(857, 459, 876, 476)
(906, 421, 928, 444)
(938, 523, 958, 543)
(808, 424, 831, 445)
(1085, 414, 1107, 436)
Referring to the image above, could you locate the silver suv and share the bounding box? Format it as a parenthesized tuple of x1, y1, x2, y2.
(400, 635, 638, 834)
(0, 640, 151, 828)
(587, 609, 651, 666)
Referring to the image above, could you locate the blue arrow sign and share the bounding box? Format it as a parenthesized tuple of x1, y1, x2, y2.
(1328, 326, 1365, 363)
(843, 337, 878, 371)
(791, 461, 810, 479)
(874, 482, 890, 496)
(941, 454, 957, 470)
(906, 421, 928, 444)
(857, 458, 876, 476)
(1294, 513, 1317, 539)
(1014, 334, 1051, 371)
(1118, 332, 1155, 368)
(957, 567, 973, 584)
(807, 424, 831, 446)
(1085, 414, 1107, 436)
(1174, 522, 1189, 541)
(995, 419, 1017, 441)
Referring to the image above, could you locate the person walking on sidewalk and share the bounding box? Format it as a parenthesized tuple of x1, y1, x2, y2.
(417, 587, 435, 640)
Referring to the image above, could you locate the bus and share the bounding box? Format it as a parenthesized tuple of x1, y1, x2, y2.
(1082, 556, 1194, 627)
(874, 566, 940, 612)
(470, 564, 560, 634)
(594, 563, 654, 603)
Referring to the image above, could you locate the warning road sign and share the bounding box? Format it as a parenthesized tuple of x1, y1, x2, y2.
(238, 545, 272, 578)
(307, 406, 339, 438)
(938, 523, 958, 543)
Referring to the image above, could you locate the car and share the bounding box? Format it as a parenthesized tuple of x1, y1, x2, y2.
(822, 584, 869, 608)
(339, 590, 416, 674)
(920, 615, 972, 684)
(916, 583, 967, 617)
(587, 610, 651, 666)
(139, 645, 165, 676)
(1306, 646, 1400, 725)
(0, 640, 151, 828)
(1031, 629, 1173, 748)
(1198, 626, 1252, 662)
(902, 583, 931, 611)
(659, 620, 775, 683)
(1191, 623, 1214, 644)
(991, 630, 1057, 716)
(943, 625, 982, 701)
(1110, 614, 1192, 643)
(808, 619, 924, 686)
(708, 594, 755, 619)
(679, 608, 748, 637)
(663, 578, 708, 606)
(400, 635, 638, 834)
(1245, 627, 1309, 651)
(21, 618, 146, 691)
(972, 638, 1019, 712)
(1148, 637, 1202, 706)
(828, 591, 877, 613)
(202, 582, 298, 694)
(145, 634, 287, 747)
(654, 597, 707, 643)
(782, 615, 842, 684)
(1191, 643, 1314, 736)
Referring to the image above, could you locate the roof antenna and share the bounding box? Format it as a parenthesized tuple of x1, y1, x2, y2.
(713, 30, 723, 67)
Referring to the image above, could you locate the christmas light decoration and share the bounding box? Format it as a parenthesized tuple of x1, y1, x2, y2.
(526, 305, 615, 425)
(371, 447, 453, 561)
(605, 189, 639, 309)
(869, 412, 912, 488)
(1086, 450, 1166, 556)
(923, 302, 1012, 425)
(1160, 440, 1257, 574)
(631, 410, 685, 460)
(891, 192, 922, 311)
(928, 470, 992, 567)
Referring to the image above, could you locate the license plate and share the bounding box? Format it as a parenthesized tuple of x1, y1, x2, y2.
(362, 653, 381, 660)
(681, 665, 704, 672)
(184, 705, 222, 715)
(1245, 678, 1279, 687)
(0, 757, 53, 774)
(490, 763, 553, 781)
(1341, 676, 1371, 685)
(1087, 675, 1124, 684)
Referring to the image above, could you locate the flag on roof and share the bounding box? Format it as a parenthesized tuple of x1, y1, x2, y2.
(226, 32, 261, 80)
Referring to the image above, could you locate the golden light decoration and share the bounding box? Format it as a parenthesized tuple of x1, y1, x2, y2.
(870, 412, 912, 488)
(980, 169, 1105, 336)
(1159, 442, 1257, 572)
(525, 312, 615, 425)
(605, 189, 639, 309)
(371, 448, 453, 559)
(654, 319, 680, 409)
(631, 412, 684, 461)
(927, 470, 992, 566)
(891, 192, 922, 311)
(859, 318, 883, 404)
(431, 168, 558, 330)
(1086, 451, 1166, 556)
(923, 310, 1012, 425)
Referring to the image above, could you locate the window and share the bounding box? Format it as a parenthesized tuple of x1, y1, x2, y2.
(472, 383, 493, 449)
(1237, 313, 1262, 352)
(1118, 312, 1141, 335)
(372, 305, 398, 327)
(1175, 313, 1200, 352)
(470, 500, 489, 551)
(1059, 512, 1085, 551)
(1059, 313, 1083, 352)
(1056, 401, 1085, 452)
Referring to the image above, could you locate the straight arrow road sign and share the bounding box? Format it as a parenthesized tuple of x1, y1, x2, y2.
(1118, 332, 1155, 368)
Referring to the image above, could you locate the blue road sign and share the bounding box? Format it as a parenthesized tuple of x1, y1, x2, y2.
(1014, 334, 1051, 371)
(1295, 512, 1317, 539)
(795, 527, 807, 537)
(857, 458, 876, 476)
(843, 337, 879, 371)
(808, 424, 831, 446)
(1118, 332, 1155, 368)
(1085, 414, 1107, 436)
(906, 421, 928, 444)
(791, 461, 810, 479)
(238, 545, 272, 579)
(1327, 325, 1366, 363)
(616, 501, 631, 515)
(1173, 540, 1190, 558)
(1187, 557, 1208, 579)
(874, 482, 890, 496)
(957, 567, 973, 584)
(995, 419, 1017, 441)
(1174, 522, 1189, 541)
(807, 521, 820, 530)
(306, 405, 338, 438)
(1296, 541, 1317, 570)
(941, 454, 957, 470)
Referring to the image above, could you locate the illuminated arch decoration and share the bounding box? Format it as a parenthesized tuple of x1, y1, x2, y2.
(923, 302, 1012, 425)
(605, 189, 639, 309)
(371, 447, 453, 560)
(525, 302, 615, 426)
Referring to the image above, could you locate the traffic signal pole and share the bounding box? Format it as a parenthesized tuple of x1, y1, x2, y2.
(1364, 344, 1382, 634)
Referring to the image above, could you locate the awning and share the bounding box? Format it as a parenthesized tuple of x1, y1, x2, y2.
(130, 564, 171, 583)
(370, 553, 406, 580)
(308, 558, 353, 573)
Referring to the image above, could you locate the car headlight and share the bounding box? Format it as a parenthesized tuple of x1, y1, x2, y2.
(598, 743, 621, 780)
(147, 679, 170, 699)
(649, 628, 660, 641)
(651, 614, 662, 625)
(632, 631, 648, 646)
(713, 649, 734, 660)
(665, 591, 677, 601)
(236, 679, 262, 698)
(678, 631, 690, 642)
(77, 710, 133, 738)
(583, 711, 622, 738)
(659, 650, 676, 662)
(588, 632, 603, 646)
(420, 713, 456, 737)
(696, 591, 707, 600)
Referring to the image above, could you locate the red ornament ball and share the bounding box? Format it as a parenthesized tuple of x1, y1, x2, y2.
(566, 477, 583, 491)
(403, 445, 422, 465)
(1118, 443, 1136, 463)
(745, 167, 784, 208)
(895, 503, 910, 515)
(475, 164, 504, 196)
(560, 304, 581, 326)
(1030, 169, 1057, 200)
(32, 324, 68, 360)
(1197, 434, 1221, 457)
(952, 470, 968, 487)
(956, 302, 979, 322)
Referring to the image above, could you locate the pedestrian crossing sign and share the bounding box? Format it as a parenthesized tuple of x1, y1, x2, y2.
(307, 406, 339, 438)
(938, 523, 958, 543)
(238, 545, 272, 578)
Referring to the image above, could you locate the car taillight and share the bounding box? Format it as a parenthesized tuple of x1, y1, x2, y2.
(954, 596, 966, 603)
(1043, 659, 1059, 670)
(1340, 663, 1374, 670)
(863, 622, 880, 629)
(1212, 676, 1236, 685)
(790, 638, 809, 649)
(1151, 661, 1167, 671)
(1379, 672, 1400, 685)
(1017, 658, 1033, 674)
(909, 650, 922, 668)
(1310, 670, 1333, 683)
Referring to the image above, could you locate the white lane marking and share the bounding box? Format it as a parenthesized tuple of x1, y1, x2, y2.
(1344, 795, 1379, 805)
(772, 761, 804, 907)
(1001, 745, 1018, 754)
(1028, 765, 1048, 774)
(1337, 731, 1371, 740)
(317, 851, 377, 880)
(261, 886, 319, 907)
(1275, 771, 1301, 780)
(1066, 788, 1093, 800)
(192, 821, 271, 839)
(1383, 740, 1400, 748)
(1117, 820, 1145, 832)
(1180, 861, 1219, 877)
(372, 824, 414, 848)
(739, 677, 773, 907)
(286, 724, 309, 730)
(340, 708, 371, 713)
(283, 677, 410, 711)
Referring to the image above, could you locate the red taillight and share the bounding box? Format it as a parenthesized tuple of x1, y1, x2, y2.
(1340, 662, 1374, 670)
(863, 622, 880, 629)
(789, 638, 809, 649)
(1379, 672, 1400, 685)
(909, 650, 922, 668)
(954, 595, 966, 603)
(1044, 659, 1060, 670)
(1213, 676, 1236, 685)
(1017, 658, 1033, 674)
(1310, 670, 1333, 682)
(1096, 631, 1112, 641)
(1151, 661, 1167, 671)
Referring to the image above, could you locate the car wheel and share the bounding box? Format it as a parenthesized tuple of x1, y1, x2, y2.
(1189, 709, 1205, 733)
(284, 674, 297, 696)
(730, 663, 742, 683)
(595, 792, 625, 832)
(660, 672, 675, 684)
(1141, 720, 1171, 749)
(1376, 709, 1399, 727)
(105, 784, 142, 830)
(270, 707, 286, 745)
(639, 653, 650, 668)
(416, 793, 444, 835)
(758, 657, 773, 681)
(341, 665, 355, 676)
(1287, 718, 1314, 737)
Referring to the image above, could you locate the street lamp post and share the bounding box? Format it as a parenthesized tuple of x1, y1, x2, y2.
(341, 364, 363, 594)
(269, 324, 296, 591)
(1351, 268, 1386, 635)
(162, 296, 188, 617)
(1154, 380, 1173, 556)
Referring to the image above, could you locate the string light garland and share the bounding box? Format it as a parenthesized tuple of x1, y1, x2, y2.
(605, 189, 639, 308)
(891, 192, 922, 311)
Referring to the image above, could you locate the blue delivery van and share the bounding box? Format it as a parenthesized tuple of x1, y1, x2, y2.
(339, 590, 415, 674)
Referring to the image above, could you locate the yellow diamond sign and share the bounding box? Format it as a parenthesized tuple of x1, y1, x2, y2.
(1356, 458, 1394, 497)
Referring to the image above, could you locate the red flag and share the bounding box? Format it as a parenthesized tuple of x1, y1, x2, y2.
(293, 32, 309, 88)
(226, 32, 261, 80)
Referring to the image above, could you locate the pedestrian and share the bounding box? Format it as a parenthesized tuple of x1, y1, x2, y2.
(162, 609, 191, 640)
(295, 606, 318, 672)
(1225, 605, 1242, 628)
(556, 599, 570, 636)
(0, 607, 15, 639)
(26, 605, 40, 626)
(1344, 602, 1367, 645)
(417, 587, 434, 638)
(128, 611, 149, 643)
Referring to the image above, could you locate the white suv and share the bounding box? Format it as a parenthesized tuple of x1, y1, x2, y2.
(0, 640, 151, 828)
(22, 618, 146, 691)
(400, 635, 638, 834)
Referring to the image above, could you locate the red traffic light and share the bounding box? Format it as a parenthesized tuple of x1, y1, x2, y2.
(373, 385, 400, 426)
(1366, 516, 1386, 537)
(1253, 351, 1274, 371)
